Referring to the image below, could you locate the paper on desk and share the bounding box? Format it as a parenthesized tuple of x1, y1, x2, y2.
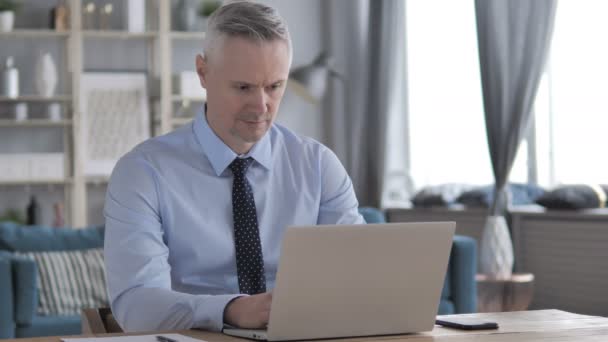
(62, 333, 206, 342)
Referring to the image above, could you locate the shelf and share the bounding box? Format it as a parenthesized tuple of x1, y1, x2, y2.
(83, 30, 158, 39)
(172, 95, 206, 102)
(0, 95, 72, 102)
(0, 29, 70, 38)
(170, 31, 206, 40)
(0, 119, 72, 127)
(0, 178, 73, 186)
(86, 176, 110, 183)
(0, 29, 160, 39)
(0, 1, 204, 226)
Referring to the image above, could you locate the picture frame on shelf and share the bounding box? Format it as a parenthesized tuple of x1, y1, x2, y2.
(79, 72, 150, 177)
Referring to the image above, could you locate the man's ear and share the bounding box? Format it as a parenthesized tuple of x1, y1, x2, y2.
(195, 54, 207, 88)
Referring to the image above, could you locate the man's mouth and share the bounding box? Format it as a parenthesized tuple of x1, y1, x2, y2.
(242, 119, 268, 125)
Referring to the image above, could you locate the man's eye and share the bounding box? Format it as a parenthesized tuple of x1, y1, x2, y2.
(269, 83, 282, 91)
(237, 85, 250, 91)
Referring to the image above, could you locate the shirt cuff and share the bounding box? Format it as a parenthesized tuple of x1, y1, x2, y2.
(193, 294, 246, 332)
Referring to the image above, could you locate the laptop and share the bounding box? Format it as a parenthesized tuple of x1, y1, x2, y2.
(223, 222, 455, 341)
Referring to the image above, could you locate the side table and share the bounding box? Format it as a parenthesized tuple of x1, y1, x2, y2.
(476, 273, 535, 312)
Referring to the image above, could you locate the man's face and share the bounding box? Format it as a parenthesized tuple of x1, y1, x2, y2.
(196, 36, 291, 154)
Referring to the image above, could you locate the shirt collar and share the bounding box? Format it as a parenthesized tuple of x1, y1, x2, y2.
(193, 108, 272, 176)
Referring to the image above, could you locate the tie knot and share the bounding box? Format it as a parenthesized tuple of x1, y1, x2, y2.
(230, 157, 254, 176)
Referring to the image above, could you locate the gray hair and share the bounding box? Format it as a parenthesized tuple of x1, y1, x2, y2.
(203, 1, 292, 62)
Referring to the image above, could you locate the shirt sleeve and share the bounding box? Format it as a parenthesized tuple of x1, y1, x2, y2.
(317, 147, 366, 225)
(104, 151, 241, 332)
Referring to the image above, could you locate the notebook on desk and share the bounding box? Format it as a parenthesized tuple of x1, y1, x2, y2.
(222, 222, 455, 341)
(62, 333, 200, 342)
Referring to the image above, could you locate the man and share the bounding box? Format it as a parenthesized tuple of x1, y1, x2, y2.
(104, 1, 364, 333)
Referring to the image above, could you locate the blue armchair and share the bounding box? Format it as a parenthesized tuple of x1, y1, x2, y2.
(0, 222, 104, 338)
(358, 207, 477, 314)
(0, 252, 14, 338)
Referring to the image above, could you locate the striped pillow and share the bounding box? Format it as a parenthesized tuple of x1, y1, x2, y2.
(18, 248, 108, 316)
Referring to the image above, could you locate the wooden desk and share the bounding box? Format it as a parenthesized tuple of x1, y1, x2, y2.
(7, 310, 608, 342)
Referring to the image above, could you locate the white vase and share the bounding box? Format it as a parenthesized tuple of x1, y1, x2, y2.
(0, 11, 14, 32)
(35, 53, 58, 98)
(479, 215, 514, 279)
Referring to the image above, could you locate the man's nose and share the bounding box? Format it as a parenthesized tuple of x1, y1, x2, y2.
(250, 88, 268, 114)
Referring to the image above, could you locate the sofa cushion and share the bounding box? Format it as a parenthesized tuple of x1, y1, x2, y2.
(535, 184, 608, 209)
(457, 183, 545, 207)
(18, 248, 108, 316)
(0, 223, 104, 252)
(412, 184, 473, 207)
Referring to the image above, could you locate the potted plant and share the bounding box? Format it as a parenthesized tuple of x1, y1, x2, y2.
(197, 0, 221, 29)
(0, 208, 26, 225)
(198, 0, 221, 18)
(0, 0, 20, 32)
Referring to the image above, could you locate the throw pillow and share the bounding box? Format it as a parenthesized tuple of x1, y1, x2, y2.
(535, 184, 608, 210)
(456, 183, 545, 208)
(411, 184, 474, 207)
(18, 248, 108, 316)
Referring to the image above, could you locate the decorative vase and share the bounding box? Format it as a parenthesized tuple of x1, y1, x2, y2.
(479, 215, 514, 279)
(0, 11, 14, 32)
(1, 56, 19, 98)
(35, 53, 58, 98)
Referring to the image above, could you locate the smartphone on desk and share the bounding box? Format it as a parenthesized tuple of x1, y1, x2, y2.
(435, 317, 499, 330)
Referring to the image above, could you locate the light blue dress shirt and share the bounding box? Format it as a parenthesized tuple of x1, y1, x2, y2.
(104, 112, 364, 332)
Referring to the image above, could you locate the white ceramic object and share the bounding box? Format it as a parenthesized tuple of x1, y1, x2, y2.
(479, 215, 514, 279)
(47, 103, 62, 121)
(35, 53, 58, 98)
(1, 56, 19, 98)
(0, 11, 14, 32)
(127, 0, 145, 33)
(14, 102, 27, 121)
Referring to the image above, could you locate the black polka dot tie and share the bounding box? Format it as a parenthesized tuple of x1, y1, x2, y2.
(230, 157, 266, 295)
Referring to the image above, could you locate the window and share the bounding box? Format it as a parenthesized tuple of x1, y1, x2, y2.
(534, 0, 608, 185)
(405, 0, 529, 189)
(395, 0, 607, 204)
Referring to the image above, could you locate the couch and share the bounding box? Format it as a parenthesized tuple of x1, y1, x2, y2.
(0, 222, 104, 338)
(0, 208, 476, 338)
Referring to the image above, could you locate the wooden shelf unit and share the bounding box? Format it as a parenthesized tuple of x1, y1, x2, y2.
(0, 0, 206, 226)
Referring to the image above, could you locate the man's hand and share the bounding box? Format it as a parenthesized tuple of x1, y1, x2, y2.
(224, 292, 272, 329)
